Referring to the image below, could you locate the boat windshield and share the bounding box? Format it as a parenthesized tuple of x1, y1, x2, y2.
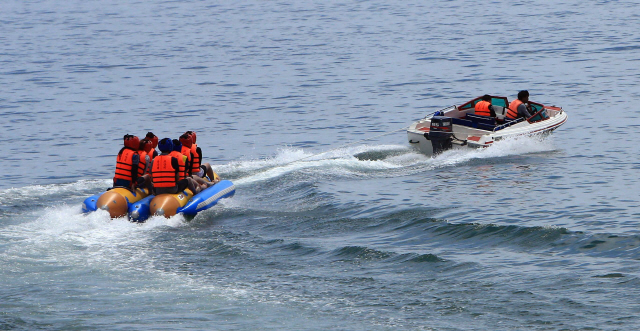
(527, 108, 550, 122)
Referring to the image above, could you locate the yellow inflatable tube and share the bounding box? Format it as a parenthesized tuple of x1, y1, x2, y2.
(96, 187, 151, 218)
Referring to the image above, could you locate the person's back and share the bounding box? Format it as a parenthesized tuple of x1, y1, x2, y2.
(137, 139, 152, 176)
(474, 95, 495, 117)
(113, 135, 141, 189)
(151, 138, 183, 195)
(507, 90, 533, 120)
(179, 133, 194, 176)
(146, 132, 159, 159)
(185, 131, 219, 183)
(169, 139, 188, 180)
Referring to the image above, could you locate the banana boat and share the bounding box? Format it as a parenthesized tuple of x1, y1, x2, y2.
(83, 180, 235, 222)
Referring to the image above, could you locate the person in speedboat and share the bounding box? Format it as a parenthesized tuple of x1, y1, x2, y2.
(474, 94, 497, 118)
(506, 90, 533, 120)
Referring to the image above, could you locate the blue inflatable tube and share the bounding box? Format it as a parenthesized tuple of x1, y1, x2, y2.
(82, 192, 105, 213)
(129, 194, 155, 223)
(178, 180, 236, 215)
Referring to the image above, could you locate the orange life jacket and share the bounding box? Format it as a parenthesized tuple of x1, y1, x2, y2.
(180, 145, 193, 175)
(475, 100, 492, 117)
(169, 151, 187, 180)
(190, 143, 201, 173)
(151, 155, 178, 188)
(114, 148, 139, 182)
(506, 99, 522, 120)
(138, 150, 148, 176)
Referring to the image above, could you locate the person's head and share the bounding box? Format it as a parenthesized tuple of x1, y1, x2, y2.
(517, 90, 529, 102)
(186, 131, 197, 144)
(140, 138, 153, 153)
(146, 132, 159, 148)
(179, 133, 192, 148)
(172, 139, 182, 152)
(138, 138, 148, 151)
(158, 138, 173, 153)
(482, 94, 491, 102)
(123, 134, 140, 150)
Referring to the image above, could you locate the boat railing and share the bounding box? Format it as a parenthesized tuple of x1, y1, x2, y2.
(493, 117, 525, 132)
(422, 105, 456, 120)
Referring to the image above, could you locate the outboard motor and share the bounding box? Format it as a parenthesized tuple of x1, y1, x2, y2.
(425, 116, 453, 154)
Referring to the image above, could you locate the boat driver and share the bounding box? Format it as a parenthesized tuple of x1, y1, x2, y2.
(506, 90, 533, 120)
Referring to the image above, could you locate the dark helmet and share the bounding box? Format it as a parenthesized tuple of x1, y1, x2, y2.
(179, 133, 192, 148)
(123, 135, 140, 150)
(172, 139, 182, 152)
(158, 138, 173, 153)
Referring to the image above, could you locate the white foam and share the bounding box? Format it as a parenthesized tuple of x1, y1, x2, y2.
(428, 135, 557, 168)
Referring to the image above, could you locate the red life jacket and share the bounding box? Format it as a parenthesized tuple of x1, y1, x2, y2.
(507, 100, 522, 119)
(138, 150, 148, 176)
(190, 143, 201, 173)
(475, 100, 492, 117)
(151, 155, 178, 188)
(180, 145, 193, 175)
(114, 148, 138, 182)
(169, 151, 187, 180)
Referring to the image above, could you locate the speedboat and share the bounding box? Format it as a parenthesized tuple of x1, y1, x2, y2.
(407, 95, 567, 155)
(83, 179, 235, 222)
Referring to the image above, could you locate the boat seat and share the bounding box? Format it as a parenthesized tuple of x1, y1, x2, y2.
(452, 117, 475, 127)
(477, 123, 495, 131)
(466, 114, 496, 125)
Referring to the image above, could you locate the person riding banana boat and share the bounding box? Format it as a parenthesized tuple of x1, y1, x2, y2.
(83, 132, 234, 221)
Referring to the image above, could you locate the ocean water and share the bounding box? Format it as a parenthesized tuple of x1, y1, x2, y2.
(2, 0, 640, 330)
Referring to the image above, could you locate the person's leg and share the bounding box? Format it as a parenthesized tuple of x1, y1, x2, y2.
(202, 163, 220, 183)
(185, 178, 202, 194)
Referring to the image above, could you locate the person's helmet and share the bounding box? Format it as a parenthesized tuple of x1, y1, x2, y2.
(141, 139, 153, 153)
(158, 138, 173, 153)
(172, 139, 182, 152)
(186, 131, 197, 144)
(179, 133, 192, 148)
(146, 132, 159, 148)
(124, 135, 140, 150)
(138, 139, 148, 151)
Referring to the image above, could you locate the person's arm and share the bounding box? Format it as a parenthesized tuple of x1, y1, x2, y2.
(196, 147, 203, 164)
(171, 157, 180, 183)
(489, 105, 496, 117)
(518, 103, 532, 118)
(130, 154, 140, 189)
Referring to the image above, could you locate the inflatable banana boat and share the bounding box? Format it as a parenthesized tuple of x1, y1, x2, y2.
(83, 180, 235, 222)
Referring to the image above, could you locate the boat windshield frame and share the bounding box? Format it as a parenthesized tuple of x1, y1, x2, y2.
(526, 102, 550, 123)
(457, 96, 510, 111)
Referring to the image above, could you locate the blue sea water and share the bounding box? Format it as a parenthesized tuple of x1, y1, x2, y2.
(2, 0, 640, 330)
